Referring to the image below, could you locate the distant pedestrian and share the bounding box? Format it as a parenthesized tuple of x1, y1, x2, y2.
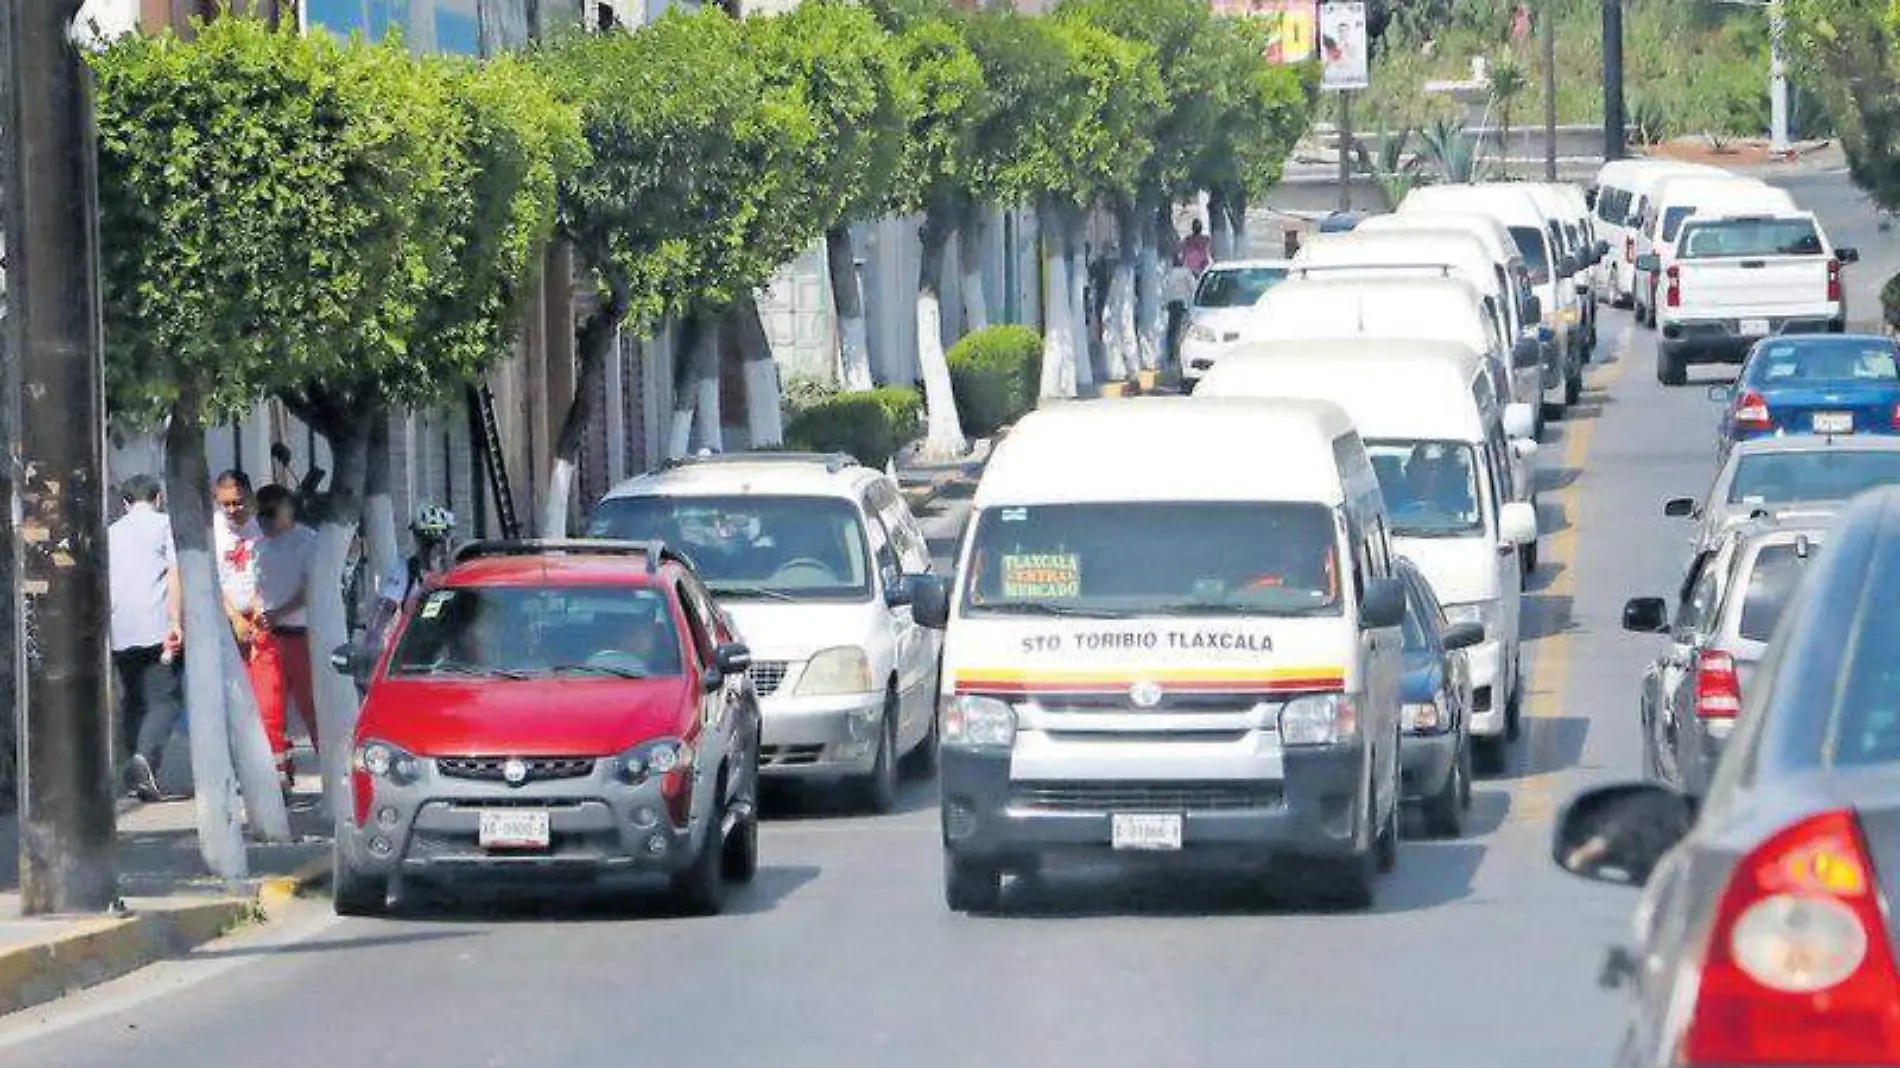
(1181, 219, 1213, 276)
(1511, 2, 1531, 44)
(353, 502, 457, 695)
(1162, 252, 1197, 365)
(108, 474, 182, 802)
(252, 484, 320, 792)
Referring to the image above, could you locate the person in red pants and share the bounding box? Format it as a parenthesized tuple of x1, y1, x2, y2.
(252, 484, 320, 795)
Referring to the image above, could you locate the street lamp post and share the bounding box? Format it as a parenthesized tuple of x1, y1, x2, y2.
(1602, 0, 1626, 161)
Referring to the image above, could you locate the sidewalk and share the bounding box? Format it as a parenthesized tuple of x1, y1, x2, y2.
(894, 435, 995, 512)
(0, 736, 331, 1018)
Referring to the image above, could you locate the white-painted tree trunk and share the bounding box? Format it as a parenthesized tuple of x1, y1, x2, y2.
(825, 226, 875, 392)
(218, 631, 288, 840)
(916, 218, 967, 461)
(309, 515, 358, 822)
(959, 210, 991, 338)
(669, 317, 720, 457)
(1208, 193, 1234, 262)
(361, 493, 399, 606)
(543, 297, 625, 540)
(1104, 214, 1138, 381)
(540, 460, 577, 539)
(731, 294, 784, 449)
(1135, 236, 1163, 371)
(1229, 199, 1250, 259)
(1038, 216, 1077, 400)
(1067, 236, 1094, 392)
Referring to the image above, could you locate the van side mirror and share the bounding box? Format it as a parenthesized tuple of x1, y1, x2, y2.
(1359, 577, 1406, 629)
(911, 574, 951, 629)
(1503, 402, 1537, 440)
(1621, 596, 1669, 633)
(1837, 247, 1860, 265)
(1663, 496, 1697, 518)
(1594, 239, 1610, 261)
(1552, 782, 1696, 887)
(1511, 335, 1542, 370)
(1634, 253, 1660, 273)
(1513, 437, 1539, 460)
(1442, 620, 1484, 651)
(1499, 502, 1538, 547)
(1559, 255, 1581, 277)
(330, 644, 355, 674)
(883, 567, 914, 608)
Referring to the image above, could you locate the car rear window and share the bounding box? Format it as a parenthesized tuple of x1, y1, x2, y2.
(1194, 267, 1289, 307)
(391, 585, 684, 679)
(1727, 449, 1900, 505)
(1749, 338, 1900, 386)
(1737, 542, 1820, 642)
(1678, 218, 1825, 259)
(1509, 227, 1549, 284)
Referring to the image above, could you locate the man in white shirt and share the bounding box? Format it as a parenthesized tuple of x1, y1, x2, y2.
(108, 474, 182, 802)
(252, 483, 320, 792)
(1162, 251, 1197, 367)
(213, 469, 263, 643)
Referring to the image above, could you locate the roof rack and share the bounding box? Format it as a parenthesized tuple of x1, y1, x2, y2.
(1289, 263, 1455, 279)
(452, 538, 695, 576)
(657, 450, 860, 475)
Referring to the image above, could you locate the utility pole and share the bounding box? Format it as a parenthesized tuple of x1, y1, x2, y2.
(1602, 0, 1626, 161)
(1768, 0, 1790, 155)
(1336, 90, 1353, 212)
(1, 0, 119, 914)
(1542, 0, 1558, 180)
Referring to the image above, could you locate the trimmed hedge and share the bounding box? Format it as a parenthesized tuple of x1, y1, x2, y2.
(785, 385, 923, 469)
(948, 325, 1040, 436)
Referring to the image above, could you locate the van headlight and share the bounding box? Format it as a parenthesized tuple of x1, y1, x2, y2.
(1279, 693, 1359, 746)
(941, 695, 1016, 748)
(795, 647, 873, 696)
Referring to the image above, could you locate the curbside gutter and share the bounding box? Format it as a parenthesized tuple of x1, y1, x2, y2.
(0, 854, 332, 1018)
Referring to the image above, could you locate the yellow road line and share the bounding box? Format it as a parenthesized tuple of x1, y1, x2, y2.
(1513, 328, 1632, 824)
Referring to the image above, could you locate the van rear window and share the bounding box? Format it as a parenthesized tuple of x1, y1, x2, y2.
(1679, 218, 1825, 259)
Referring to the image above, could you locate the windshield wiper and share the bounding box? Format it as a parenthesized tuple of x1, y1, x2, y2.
(545, 663, 650, 679)
(969, 601, 1131, 619)
(710, 586, 800, 603)
(1146, 601, 1265, 616)
(398, 661, 531, 680)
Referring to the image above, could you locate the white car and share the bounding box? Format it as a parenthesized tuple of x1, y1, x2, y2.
(1178, 259, 1290, 387)
(589, 452, 946, 812)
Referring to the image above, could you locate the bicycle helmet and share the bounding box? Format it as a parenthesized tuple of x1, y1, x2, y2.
(411, 502, 456, 537)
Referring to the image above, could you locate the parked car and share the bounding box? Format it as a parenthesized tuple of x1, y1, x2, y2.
(1395, 558, 1483, 837)
(1553, 486, 1900, 1068)
(1622, 517, 1826, 796)
(1712, 334, 1900, 459)
(589, 452, 948, 813)
(333, 539, 763, 917)
(1178, 258, 1292, 388)
(1663, 433, 1900, 554)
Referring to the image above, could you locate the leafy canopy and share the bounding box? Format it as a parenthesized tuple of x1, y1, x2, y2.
(1189, 18, 1317, 209)
(1785, 0, 1900, 210)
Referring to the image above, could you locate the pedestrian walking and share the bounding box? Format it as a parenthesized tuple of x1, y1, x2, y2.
(1181, 218, 1213, 276)
(1162, 251, 1197, 367)
(108, 474, 182, 802)
(252, 484, 320, 793)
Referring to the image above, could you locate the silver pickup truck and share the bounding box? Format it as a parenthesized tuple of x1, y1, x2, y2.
(1638, 210, 1860, 386)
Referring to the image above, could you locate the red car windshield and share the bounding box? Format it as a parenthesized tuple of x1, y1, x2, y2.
(389, 585, 684, 679)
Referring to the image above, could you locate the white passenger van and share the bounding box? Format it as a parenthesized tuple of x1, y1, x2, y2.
(1197, 343, 1539, 773)
(918, 397, 1408, 912)
(1355, 210, 1538, 338)
(1398, 184, 1584, 411)
(1591, 159, 1713, 306)
(1246, 275, 1544, 511)
(1290, 228, 1557, 426)
(1634, 175, 1797, 328)
(1527, 183, 1606, 356)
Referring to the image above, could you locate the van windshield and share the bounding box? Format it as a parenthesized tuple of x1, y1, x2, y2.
(1510, 227, 1550, 285)
(1367, 441, 1484, 536)
(961, 502, 1341, 618)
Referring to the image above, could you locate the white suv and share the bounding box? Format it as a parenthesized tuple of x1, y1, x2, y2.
(589, 453, 946, 812)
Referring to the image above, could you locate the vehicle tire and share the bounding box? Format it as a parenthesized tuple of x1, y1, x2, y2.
(904, 695, 939, 779)
(855, 688, 901, 814)
(670, 811, 728, 917)
(944, 851, 1003, 913)
(1375, 792, 1399, 874)
(1505, 671, 1524, 742)
(1422, 740, 1469, 839)
(1312, 844, 1377, 911)
(721, 762, 760, 884)
(1522, 539, 1539, 575)
(1472, 734, 1509, 776)
(1565, 369, 1583, 406)
(332, 842, 388, 918)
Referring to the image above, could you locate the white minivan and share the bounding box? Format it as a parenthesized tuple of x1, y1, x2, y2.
(919, 397, 1408, 911)
(1634, 176, 1797, 328)
(1355, 210, 1538, 339)
(1399, 184, 1584, 411)
(1590, 159, 1715, 306)
(1198, 343, 1538, 772)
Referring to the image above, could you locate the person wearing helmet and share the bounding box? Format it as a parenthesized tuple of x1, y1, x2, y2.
(350, 503, 457, 695)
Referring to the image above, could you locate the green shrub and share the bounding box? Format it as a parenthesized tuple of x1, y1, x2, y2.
(947, 324, 1041, 436)
(785, 386, 923, 469)
(780, 375, 839, 418)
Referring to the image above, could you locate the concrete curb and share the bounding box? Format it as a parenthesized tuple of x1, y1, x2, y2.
(0, 854, 332, 1019)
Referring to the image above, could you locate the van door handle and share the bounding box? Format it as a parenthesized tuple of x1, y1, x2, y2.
(1740, 259, 1766, 269)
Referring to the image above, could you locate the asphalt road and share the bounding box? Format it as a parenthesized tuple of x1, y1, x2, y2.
(1, 168, 1889, 1068)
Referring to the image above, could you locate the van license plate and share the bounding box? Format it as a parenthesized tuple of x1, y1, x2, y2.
(1111, 813, 1183, 851)
(478, 810, 551, 849)
(1739, 318, 1770, 337)
(1814, 411, 1854, 434)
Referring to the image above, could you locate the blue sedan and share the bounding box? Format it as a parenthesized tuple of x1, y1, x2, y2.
(1394, 560, 1484, 837)
(1712, 334, 1900, 458)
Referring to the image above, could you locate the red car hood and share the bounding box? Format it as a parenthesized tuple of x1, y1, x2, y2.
(358, 676, 698, 757)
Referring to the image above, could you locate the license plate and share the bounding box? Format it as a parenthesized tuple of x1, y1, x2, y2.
(1814, 411, 1854, 434)
(1739, 318, 1771, 337)
(478, 809, 550, 849)
(1110, 813, 1183, 851)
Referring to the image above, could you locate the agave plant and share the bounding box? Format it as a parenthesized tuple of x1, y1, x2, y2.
(1486, 52, 1528, 176)
(1420, 116, 1486, 184)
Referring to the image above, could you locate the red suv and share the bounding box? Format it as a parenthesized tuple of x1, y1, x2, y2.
(332, 540, 762, 916)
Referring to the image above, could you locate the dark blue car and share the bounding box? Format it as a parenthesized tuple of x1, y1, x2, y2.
(1713, 334, 1900, 458)
(1394, 560, 1484, 837)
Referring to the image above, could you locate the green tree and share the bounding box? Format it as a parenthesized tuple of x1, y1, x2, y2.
(1487, 51, 1528, 176)
(1190, 18, 1317, 246)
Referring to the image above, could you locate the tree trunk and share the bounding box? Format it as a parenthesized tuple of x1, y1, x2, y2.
(915, 208, 967, 461)
(293, 406, 372, 823)
(1153, 202, 1182, 266)
(163, 407, 255, 876)
(958, 208, 990, 337)
(1207, 190, 1234, 261)
(543, 291, 625, 539)
(1038, 203, 1078, 400)
(691, 318, 722, 453)
(1499, 112, 1512, 178)
(666, 314, 709, 460)
(1107, 205, 1142, 378)
(1227, 196, 1250, 259)
(1065, 220, 1094, 391)
(730, 292, 784, 449)
(216, 626, 288, 842)
(1134, 206, 1163, 372)
(825, 226, 874, 391)
(361, 414, 398, 624)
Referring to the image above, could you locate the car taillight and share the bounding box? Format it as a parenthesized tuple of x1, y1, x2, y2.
(1828, 259, 1843, 303)
(1891, 401, 1900, 430)
(1733, 391, 1774, 432)
(1625, 235, 1635, 263)
(1666, 264, 1682, 308)
(1681, 809, 1900, 1065)
(1695, 649, 1742, 718)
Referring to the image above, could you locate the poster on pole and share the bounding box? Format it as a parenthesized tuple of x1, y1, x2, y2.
(1319, 1, 1369, 91)
(1210, 0, 1317, 66)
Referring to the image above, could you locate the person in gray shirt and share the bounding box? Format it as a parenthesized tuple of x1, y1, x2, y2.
(108, 474, 182, 802)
